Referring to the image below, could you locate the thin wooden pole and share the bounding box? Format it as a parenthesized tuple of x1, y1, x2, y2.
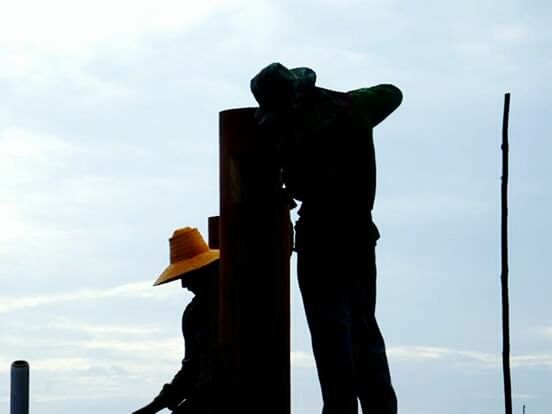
(501, 92, 512, 414)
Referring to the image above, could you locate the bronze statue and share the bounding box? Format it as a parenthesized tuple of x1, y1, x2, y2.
(251, 63, 403, 414)
(132, 227, 219, 414)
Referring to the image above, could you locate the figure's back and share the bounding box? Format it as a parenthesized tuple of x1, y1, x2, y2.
(283, 85, 402, 217)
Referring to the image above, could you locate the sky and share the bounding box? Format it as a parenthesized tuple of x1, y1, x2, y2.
(1, 0, 551, 413)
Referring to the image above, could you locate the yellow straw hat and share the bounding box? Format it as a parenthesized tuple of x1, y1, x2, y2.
(153, 227, 220, 286)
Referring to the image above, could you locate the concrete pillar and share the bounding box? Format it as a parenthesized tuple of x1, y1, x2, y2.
(218, 108, 291, 414)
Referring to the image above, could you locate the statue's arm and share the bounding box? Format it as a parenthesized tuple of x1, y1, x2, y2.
(349, 84, 403, 127)
(148, 304, 201, 412)
(151, 356, 197, 410)
(131, 355, 197, 414)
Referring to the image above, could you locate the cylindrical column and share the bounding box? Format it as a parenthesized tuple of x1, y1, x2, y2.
(11, 360, 29, 414)
(207, 215, 221, 414)
(208, 216, 220, 249)
(218, 108, 291, 414)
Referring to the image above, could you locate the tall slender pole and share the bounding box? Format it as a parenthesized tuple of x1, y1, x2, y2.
(501, 92, 512, 414)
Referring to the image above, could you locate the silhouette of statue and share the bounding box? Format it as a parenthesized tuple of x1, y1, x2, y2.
(251, 63, 402, 414)
(132, 227, 219, 414)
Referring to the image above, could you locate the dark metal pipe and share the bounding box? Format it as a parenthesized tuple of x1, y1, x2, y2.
(218, 108, 291, 414)
(11, 360, 29, 414)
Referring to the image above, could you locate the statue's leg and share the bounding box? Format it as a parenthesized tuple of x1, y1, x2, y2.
(296, 221, 358, 414)
(352, 247, 397, 414)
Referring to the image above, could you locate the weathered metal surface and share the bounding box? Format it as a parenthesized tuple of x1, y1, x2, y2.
(218, 108, 291, 414)
(11, 360, 29, 414)
(208, 216, 220, 249)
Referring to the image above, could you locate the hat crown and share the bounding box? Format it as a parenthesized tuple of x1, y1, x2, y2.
(169, 227, 209, 264)
(250, 62, 316, 110)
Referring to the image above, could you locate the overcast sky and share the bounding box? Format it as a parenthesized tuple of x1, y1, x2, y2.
(1, 1, 551, 413)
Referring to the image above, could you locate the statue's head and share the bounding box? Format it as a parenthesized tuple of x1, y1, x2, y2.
(251, 62, 316, 112)
(180, 260, 218, 295)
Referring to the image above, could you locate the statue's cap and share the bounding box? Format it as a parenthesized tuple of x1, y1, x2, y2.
(250, 62, 316, 110)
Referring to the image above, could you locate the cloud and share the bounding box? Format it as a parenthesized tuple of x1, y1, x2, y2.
(1, 317, 182, 367)
(0, 123, 217, 286)
(388, 345, 552, 370)
(0, 0, 253, 94)
(3, 316, 313, 402)
(0, 127, 72, 158)
(389, 345, 499, 367)
(511, 354, 552, 369)
(492, 24, 529, 42)
(3, 306, 552, 406)
(0, 316, 183, 401)
(0, 0, 243, 56)
(0, 281, 179, 314)
(0, 127, 76, 182)
(291, 351, 316, 368)
(512, 393, 536, 400)
(531, 325, 552, 341)
(376, 192, 490, 223)
(48, 318, 161, 337)
(0, 127, 78, 254)
(22, 357, 93, 373)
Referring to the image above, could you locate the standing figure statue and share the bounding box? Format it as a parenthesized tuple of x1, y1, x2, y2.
(132, 227, 219, 414)
(251, 63, 402, 414)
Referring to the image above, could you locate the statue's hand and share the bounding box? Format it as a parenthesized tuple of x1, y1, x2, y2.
(131, 402, 161, 414)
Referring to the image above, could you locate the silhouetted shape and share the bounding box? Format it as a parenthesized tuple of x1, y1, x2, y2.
(501, 92, 512, 414)
(251, 62, 402, 414)
(217, 108, 292, 414)
(11, 360, 29, 414)
(132, 227, 219, 414)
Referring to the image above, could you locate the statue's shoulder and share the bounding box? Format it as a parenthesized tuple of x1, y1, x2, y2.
(348, 84, 403, 127)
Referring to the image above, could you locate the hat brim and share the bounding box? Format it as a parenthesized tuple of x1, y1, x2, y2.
(153, 250, 220, 286)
